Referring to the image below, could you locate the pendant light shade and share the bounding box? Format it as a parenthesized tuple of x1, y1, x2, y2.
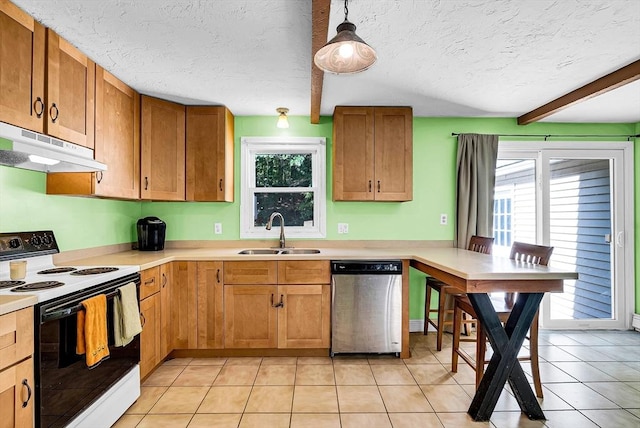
(276, 108, 289, 128)
(314, 1, 377, 74)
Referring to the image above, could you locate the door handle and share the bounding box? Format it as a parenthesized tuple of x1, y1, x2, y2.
(219, 179, 223, 191)
(216, 269, 221, 283)
(34, 97, 44, 118)
(161, 273, 167, 287)
(49, 103, 59, 123)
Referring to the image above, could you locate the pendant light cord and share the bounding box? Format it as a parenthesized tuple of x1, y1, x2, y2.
(344, 0, 349, 21)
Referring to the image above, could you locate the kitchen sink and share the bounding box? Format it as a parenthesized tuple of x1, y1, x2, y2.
(237, 249, 281, 255)
(237, 248, 321, 255)
(280, 249, 321, 254)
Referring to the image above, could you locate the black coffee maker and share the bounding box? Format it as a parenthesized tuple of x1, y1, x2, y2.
(137, 217, 166, 251)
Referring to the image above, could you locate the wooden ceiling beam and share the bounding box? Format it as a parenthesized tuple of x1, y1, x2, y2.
(310, 0, 330, 124)
(518, 59, 640, 125)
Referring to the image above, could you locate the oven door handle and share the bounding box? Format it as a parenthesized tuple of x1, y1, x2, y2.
(42, 289, 121, 322)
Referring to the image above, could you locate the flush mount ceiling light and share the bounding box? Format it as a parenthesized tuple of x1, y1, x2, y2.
(276, 107, 289, 128)
(313, 0, 377, 74)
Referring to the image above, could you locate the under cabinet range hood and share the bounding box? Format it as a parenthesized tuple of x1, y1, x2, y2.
(0, 122, 106, 173)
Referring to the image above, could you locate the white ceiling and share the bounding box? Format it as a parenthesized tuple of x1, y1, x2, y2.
(12, 0, 640, 123)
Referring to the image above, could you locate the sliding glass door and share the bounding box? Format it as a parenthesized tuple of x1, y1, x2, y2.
(496, 142, 634, 329)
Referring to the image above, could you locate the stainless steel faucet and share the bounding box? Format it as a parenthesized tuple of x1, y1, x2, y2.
(266, 212, 286, 248)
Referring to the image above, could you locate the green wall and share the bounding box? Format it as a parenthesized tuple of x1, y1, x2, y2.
(1, 118, 638, 320)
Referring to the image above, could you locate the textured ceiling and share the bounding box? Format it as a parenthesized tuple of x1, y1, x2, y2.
(12, 0, 640, 122)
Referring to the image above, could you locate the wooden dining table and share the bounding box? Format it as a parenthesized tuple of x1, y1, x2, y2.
(409, 247, 578, 422)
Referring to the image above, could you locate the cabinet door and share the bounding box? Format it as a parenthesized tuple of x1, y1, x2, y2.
(0, 1, 45, 132)
(45, 29, 95, 149)
(373, 107, 413, 201)
(46, 67, 141, 198)
(186, 106, 234, 202)
(0, 307, 33, 371)
(159, 263, 172, 358)
(224, 284, 278, 349)
(139, 293, 160, 378)
(171, 261, 198, 349)
(94, 67, 140, 198)
(332, 106, 375, 201)
(0, 358, 34, 428)
(278, 284, 330, 349)
(140, 266, 160, 300)
(197, 262, 224, 349)
(141, 95, 186, 201)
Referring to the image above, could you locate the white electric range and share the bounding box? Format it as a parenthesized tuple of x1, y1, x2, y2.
(0, 230, 141, 428)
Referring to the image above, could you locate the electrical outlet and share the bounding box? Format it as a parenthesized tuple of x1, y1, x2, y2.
(338, 223, 349, 234)
(440, 214, 448, 225)
(214, 223, 223, 234)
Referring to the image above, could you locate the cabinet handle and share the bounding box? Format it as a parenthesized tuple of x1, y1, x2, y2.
(272, 294, 284, 308)
(21, 379, 32, 408)
(377, 180, 381, 192)
(368, 180, 372, 192)
(140, 312, 146, 327)
(96, 171, 103, 184)
(216, 269, 220, 283)
(144, 277, 155, 285)
(219, 178, 223, 191)
(34, 97, 44, 118)
(144, 177, 149, 190)
(161, 273, 167, 288)
(49, 103, 59, 123)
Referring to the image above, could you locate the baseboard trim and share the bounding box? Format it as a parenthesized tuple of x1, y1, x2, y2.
(633, 313, 640, 331)
(410, 319, 424, 333)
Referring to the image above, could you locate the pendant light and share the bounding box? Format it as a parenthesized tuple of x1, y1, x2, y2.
(276, 108, 289, 128)
(314, 0, 377, 74)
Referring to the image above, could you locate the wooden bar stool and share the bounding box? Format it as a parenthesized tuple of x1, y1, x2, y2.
(424, 235, 494, 351)
(451, 241, 553, 398)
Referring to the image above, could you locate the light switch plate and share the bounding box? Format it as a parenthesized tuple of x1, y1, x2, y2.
(214, 223, 223, 234)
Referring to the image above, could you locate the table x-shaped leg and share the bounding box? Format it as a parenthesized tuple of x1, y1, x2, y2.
(466, 292, 545, 421)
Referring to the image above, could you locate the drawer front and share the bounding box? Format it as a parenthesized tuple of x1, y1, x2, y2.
(140, 266, 161, 300)
(278, 260, 330, 284)
(223, 261, 277, 284)
(0, 307, 34, 371)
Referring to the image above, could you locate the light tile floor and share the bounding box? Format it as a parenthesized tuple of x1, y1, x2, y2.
(113, 330, 640, 428)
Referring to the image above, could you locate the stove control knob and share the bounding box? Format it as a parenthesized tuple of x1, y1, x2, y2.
(30, 235, 42, 246)
(42, 235, 52, 245)
(9, 238, 21, 249)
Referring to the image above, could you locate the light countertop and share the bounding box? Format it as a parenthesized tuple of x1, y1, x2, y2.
(0, 294, 38, 315)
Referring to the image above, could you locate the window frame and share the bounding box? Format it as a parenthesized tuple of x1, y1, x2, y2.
(240, 136, 326, 240)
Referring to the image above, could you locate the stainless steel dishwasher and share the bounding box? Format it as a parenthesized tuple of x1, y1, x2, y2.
(331, 260, 402, 356)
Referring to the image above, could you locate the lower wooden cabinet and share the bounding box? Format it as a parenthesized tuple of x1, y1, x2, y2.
(223, 261, 331, 350)
(224, 284, 278, 349)
(0, 307, 34, 428)
(278, 284, 330, 348)
(159, 263, 172, 358)
(139, 292, 160, 378)
(171, 261, 198, 349)
(0, 358, 34, 428)
(196, 262, 224, 349)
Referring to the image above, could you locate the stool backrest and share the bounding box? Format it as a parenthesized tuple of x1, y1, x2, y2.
(468, 235, 494, 254)
(509, 242, 553, 266)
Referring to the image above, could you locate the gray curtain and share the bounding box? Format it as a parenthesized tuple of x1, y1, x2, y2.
(455, 133, 499, 249)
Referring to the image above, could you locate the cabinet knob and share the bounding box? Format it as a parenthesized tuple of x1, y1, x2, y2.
(49, 103, 59, 123)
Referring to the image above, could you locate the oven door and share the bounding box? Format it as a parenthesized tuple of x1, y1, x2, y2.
(35, 273, 141, 428)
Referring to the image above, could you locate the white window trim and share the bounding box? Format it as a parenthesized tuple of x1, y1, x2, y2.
(240, 136, 326, 240)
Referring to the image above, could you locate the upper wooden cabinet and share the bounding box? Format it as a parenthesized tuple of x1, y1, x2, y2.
(0, 0, 45, 132)
(0, 4, 95, 149)
(186, 106, 234, 202)
(46, 66, 140, 199)
(333, 106, 413, 201)
(141, 95, 186, 201)
(45, 29, 95, 149)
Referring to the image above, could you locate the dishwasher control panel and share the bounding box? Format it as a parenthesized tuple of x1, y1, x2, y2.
(331, 260, 402, 274)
